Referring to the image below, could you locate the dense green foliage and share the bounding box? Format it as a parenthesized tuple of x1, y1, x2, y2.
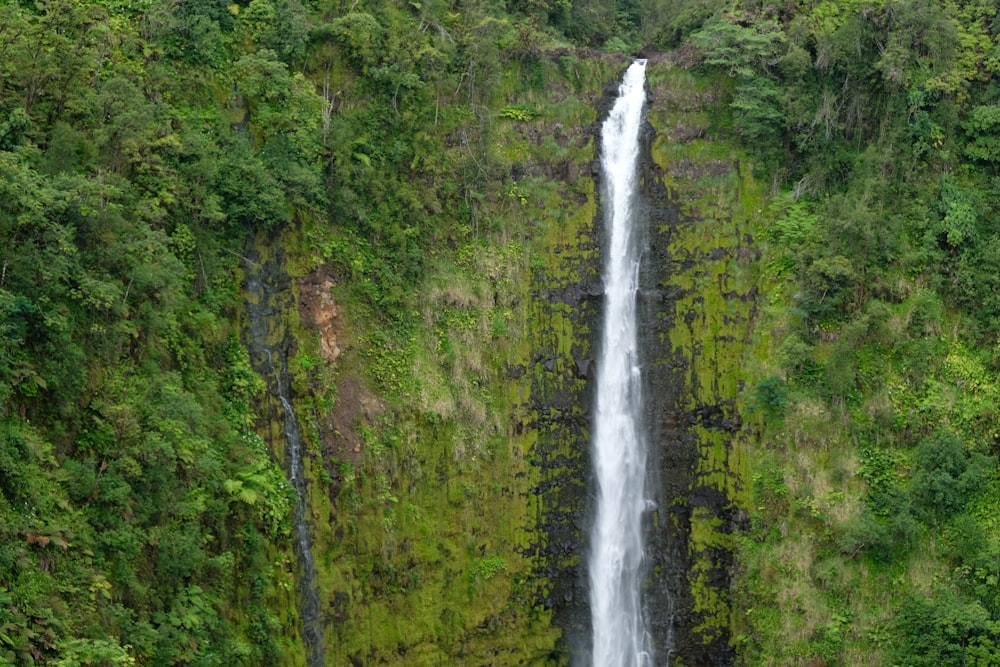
(0, 0, 634, 664)
(4, 0, 1000, 663)
(0, 0, 313, 662)
(668, 1, 1000, 664)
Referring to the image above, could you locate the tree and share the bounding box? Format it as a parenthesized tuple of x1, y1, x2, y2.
(909, 427, 990, 520)
(895, 590, 1000, 667)
(690, 14, 786, 148)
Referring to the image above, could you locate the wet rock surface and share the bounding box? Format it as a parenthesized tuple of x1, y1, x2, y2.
(241, 238, 327, 667)
(523, 246, 600, 658)
(644, 60, 762, 665)
(532, 63, 752, 666)
(640, 106, 744, 667)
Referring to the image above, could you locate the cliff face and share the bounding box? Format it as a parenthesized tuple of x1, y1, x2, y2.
(246, 53, 621, 665)
(255, 54, 762, 665)
(642, 59, 761, 664)
(10, 2, 1000, 665)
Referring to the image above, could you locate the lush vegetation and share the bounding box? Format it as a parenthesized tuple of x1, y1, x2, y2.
(668, 2, 1000, 664)
(0, 0, 318, 663)
(4, 0, 1000, 664)
(0, 0, 630, 664)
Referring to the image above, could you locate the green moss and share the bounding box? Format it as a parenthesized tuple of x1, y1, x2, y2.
(646, 60, 766, 650)
(255, 51, 620, 666)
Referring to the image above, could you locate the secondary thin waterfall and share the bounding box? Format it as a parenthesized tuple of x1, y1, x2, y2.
(244, 258, 326, 667)
(589, 59, 651, 667)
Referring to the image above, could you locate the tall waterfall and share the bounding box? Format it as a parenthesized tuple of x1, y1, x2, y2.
(589, 59, 651, 667)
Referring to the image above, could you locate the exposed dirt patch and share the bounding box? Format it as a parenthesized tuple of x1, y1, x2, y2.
(296, 265, 384, 510)
(316, 372, 385, 519)
(297, 266, 342, 364)
(321, 374, 383, 466)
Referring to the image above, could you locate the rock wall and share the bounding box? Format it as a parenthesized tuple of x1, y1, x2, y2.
(643, 58, 761, 666)
(243, 53, 761, 666)
(512, 56, 760, 665)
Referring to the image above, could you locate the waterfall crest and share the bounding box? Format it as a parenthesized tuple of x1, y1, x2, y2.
(589, 59, 651, 667)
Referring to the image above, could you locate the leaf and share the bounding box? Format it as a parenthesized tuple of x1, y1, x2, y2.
(237, 486, 259, 505)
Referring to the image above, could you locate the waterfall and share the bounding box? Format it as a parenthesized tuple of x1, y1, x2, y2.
(589, 59, 651, 667)
(276, 388, 325, 667)
(244, 255, 326, 667)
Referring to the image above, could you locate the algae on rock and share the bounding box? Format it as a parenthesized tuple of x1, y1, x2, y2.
(639, 58, 763, 664)
(248, 53, 627, 665)
(239, 50, 772, 667)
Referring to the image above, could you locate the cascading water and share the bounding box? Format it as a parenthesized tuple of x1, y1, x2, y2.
(276, 384, 325, 667)
(589, 59, 652, 667)
(244, 254, 325, 667)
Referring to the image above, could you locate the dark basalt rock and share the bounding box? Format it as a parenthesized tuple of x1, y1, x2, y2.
(639, 95, 741, 667)
(523, 62, 744, 667)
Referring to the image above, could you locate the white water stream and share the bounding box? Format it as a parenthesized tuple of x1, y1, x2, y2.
(588, 60, 652, 667)
(245, 269, 325, 667)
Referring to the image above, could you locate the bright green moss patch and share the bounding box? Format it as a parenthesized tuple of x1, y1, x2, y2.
(646, 60, 765, 651)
